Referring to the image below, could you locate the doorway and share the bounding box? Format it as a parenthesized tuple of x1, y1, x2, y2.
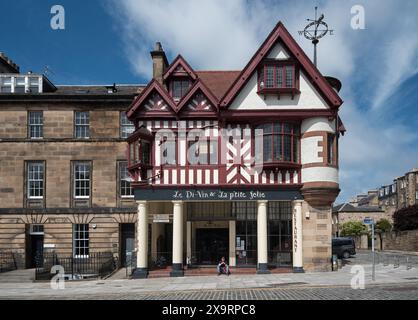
(26, 233, 44, 268)
(120, 223, 135, 267)
(195, 228, 229, 265)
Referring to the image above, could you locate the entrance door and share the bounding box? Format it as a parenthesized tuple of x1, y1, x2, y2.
(27, 235, 44, 268)
(195, 228, 228, 265)
(120, 223, 135, 267)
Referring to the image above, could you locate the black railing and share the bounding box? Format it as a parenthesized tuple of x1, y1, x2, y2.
(35, 252, 118, 281)
(0, 251, 17, 273)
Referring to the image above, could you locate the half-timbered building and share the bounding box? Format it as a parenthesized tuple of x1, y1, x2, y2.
(126, 21, 345, 277)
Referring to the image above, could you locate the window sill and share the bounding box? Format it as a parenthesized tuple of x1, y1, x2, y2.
(74, 196, 90, 199)
(28, 196, 44, 200)
(255, 162, 301, 170)
(257, 88, 300, 99)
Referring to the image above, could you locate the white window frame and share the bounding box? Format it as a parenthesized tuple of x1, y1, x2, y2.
(73, 162, 91, 199)
(27, 162, 44, 199)
(73, 224, 89, 258)
(120, 112, 135, 139)
(28, 111, 43, 139)
(74, 111, 90, 139)
(119, 162, 134, 198)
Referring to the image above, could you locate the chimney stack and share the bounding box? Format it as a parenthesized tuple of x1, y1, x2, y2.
(0, 52, 20, 73)
(150, 42, 168, 84)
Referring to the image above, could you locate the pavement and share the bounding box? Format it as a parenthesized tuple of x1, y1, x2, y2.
(0, 251, 417, 300)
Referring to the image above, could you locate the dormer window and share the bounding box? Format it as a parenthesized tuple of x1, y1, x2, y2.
(258, 60, 299, 98)
(170, 79, 191, 101)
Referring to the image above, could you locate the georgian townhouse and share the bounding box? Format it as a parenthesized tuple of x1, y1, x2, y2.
(126, 21, 345, 278)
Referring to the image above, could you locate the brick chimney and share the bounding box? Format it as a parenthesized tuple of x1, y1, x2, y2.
(150, 42, 168, 85)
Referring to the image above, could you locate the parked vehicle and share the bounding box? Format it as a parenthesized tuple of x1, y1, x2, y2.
(332, 237, 356, 259)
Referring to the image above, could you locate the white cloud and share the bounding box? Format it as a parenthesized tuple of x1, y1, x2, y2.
(107, 0, 418, 202)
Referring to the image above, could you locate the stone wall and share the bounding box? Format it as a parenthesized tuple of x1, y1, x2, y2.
(380, 229, 418, 252)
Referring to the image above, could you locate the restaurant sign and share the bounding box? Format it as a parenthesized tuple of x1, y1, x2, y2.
(134, 188, 302, 201)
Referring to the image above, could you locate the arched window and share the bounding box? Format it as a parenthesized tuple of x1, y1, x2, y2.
(256, 123, 299, 164)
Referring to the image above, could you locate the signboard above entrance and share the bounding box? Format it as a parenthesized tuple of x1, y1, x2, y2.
(134, 188, 302, 201)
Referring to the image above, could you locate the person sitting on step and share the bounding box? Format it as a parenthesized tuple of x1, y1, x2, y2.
(217, 256, 230, 276)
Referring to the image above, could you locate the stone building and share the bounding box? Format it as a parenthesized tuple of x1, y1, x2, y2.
(1, 21, 346, 276)
(378, 168, 418, 219)
(332, 203, 384, 237)
(0, 52, 143, 268)
(126, 21, 345, 277)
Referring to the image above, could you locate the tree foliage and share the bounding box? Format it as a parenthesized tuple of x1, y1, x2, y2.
(375, 218, 392, 233)
(394, 205, 418, 231)
(340, 221, 368, 237)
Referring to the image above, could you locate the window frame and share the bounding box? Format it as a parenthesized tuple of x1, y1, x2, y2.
(73, 161, 91, 199)
(73, 223, 89, 258)
(27, 161, 45, 199)
(327, 133, 337, 166)
(258, 60, 299, 94)
(74, 111, 90, 139)
(170, 78, 191, 101)
(255, 122, 300, 165)
(118, 161, 134, 198)
(187, 136, 218, 165)
(28, 111, 44, 139)
(160, 134, 177, 166)
(120, 112, 135, 139)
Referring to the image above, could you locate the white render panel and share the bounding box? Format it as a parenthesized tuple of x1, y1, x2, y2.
(229, 71, 329, 110)
(197, 169, 202, 184)
(179, 139, 186, 165)
(180, 169, 186, 184)
(172, 169, 177, 184)
(188, 170, 194, 184)
(301, 117, 335, 134)
(267, 43, 291, 60)
(205, 170, 211, 184)
(163, 170, 169, 184)
(213, 170, 218, 184)
(301, 136, 323, 164)
(301, 167, 339, 184)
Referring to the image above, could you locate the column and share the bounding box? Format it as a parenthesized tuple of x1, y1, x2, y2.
(186, 221, 192, 267)
(170, 200, 184, 277)
(133, 201, 148, 278)
(257, 200, 270, 274)
(229, 220, 236, 267)
(293, 200, 304, 273)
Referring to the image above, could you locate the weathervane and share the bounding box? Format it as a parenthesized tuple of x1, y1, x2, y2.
(299, 7, 334, 67)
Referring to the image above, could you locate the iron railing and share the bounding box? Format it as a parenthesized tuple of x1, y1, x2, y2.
(35, 252, 118, 280)
(0, 251, 17, 273)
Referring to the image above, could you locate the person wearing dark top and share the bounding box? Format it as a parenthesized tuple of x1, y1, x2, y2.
(217, 256, 230, 275)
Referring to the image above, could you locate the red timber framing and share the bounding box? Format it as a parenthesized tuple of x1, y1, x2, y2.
(125, 21, 344, 190)
(220, 21, 343, 109)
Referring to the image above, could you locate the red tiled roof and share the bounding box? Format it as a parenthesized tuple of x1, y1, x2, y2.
(195, 71, 240, 101)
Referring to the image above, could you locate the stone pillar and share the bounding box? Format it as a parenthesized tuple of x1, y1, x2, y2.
(133, 201, 148, 278)
(292, 200, 304, 273)
(186, 221, 192, 267)
(229, 220, 236, 267)
(171, 201, 184, 277)
(257, 200, 270, 274)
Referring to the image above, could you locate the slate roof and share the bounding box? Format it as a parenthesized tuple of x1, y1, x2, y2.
(332, 203, 384, 213)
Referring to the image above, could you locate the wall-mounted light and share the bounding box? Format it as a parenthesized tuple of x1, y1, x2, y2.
(305, 211, 310, 219)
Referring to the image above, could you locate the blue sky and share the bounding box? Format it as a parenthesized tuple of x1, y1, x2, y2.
(1, 0, 418, 202)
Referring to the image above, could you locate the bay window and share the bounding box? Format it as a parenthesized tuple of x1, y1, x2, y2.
(258, 61, 298, 94)
(256, 123, 299, 164)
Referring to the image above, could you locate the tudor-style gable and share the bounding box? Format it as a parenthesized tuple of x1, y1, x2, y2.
(220, 21, 343, 111)
(126, 79, 177, 119)
(163, 55, 197, 102)
(176, 80, 219, 116)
